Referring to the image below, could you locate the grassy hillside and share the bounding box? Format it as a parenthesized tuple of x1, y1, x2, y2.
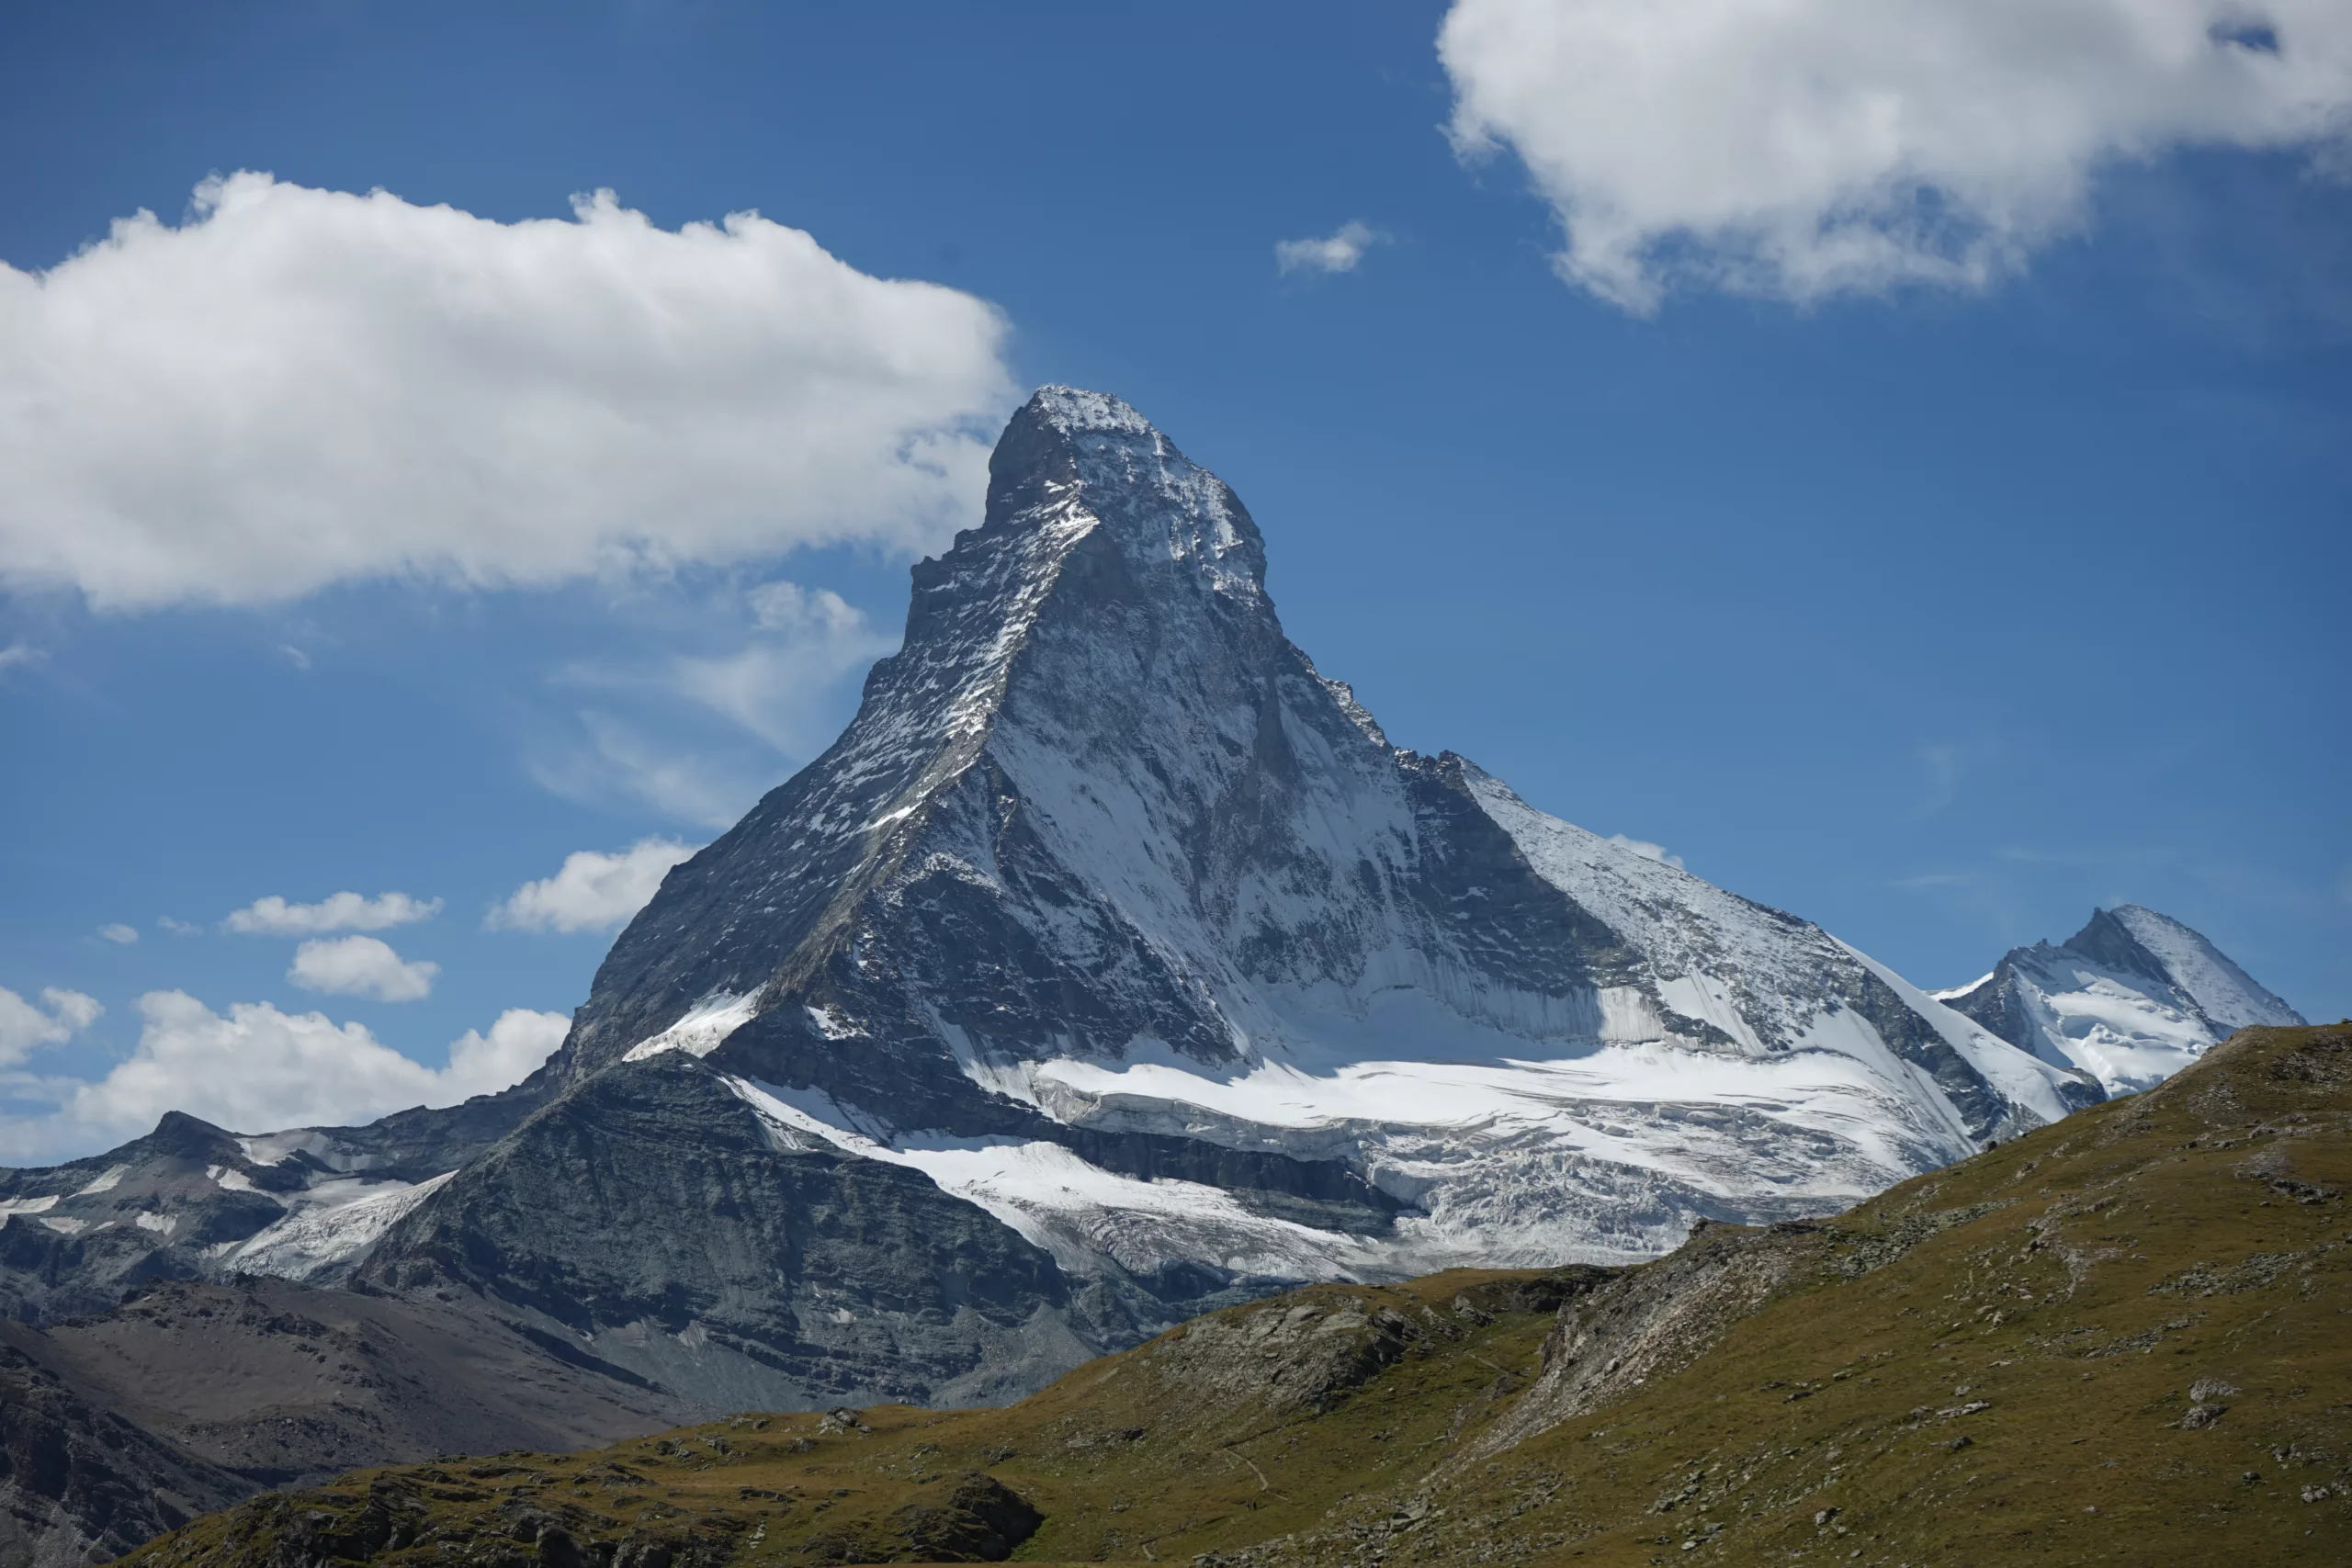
(118, 1024, 2352, 1567)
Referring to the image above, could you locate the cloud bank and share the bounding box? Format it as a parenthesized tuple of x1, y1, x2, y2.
(0, 174, 1015, 608)
(27, 996, 568, 1154)
(225, 890, 442, 935)
(491, 838, 699, 933)
(1440, 0, 2352, 310)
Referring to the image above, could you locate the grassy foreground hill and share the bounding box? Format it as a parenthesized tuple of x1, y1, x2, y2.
(119, 1025, 2352, 1567)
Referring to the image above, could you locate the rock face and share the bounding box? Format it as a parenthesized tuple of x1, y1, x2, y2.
(1937, 904, 2305, 1095)
(0, 1338, 244, 1568)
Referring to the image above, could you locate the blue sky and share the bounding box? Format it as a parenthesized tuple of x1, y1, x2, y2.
(2, 1, 2346, 1159)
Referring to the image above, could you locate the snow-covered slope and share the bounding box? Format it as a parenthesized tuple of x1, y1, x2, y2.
(1939, 905, 2305, 1094)
(538, 386, 2098, 1296)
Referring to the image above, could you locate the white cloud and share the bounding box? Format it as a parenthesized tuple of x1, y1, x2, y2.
(224, 890, 442, 935)
(1608, 832, 1686, 871)
(15, 994, 566, 1153)
(287, 936, 439, 1003)
(490, 838, 700, 933)
(0, 643, 45, 676)
(97, 923, 140, 945)
(0, 987, 101, 1066)
(1439, 0, 2352, 310)
(1275, 220, 1385, 275)
(441, 1010, 573, 1100)
(157, 916, 202, 936)
(0, 173, 1015, 609)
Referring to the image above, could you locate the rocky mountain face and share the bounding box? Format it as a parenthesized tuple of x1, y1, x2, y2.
(1937, 904, 2306, 1095)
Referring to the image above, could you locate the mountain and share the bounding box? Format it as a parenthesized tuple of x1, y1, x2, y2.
(5, 389, 2106, 1427)
(119, 1021, 2352, 1568)
(333, 385, 2096, 1403)
(1937, 904, 2306, 1095)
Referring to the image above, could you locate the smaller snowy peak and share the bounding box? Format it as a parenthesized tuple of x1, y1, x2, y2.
(1943, 905, 2304, 1096)
(2103, 905, 2303, 1032)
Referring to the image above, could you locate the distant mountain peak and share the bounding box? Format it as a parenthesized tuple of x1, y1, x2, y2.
(1941, 903, 2304, 1094)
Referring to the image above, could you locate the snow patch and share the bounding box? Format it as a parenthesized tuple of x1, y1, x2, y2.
(228, 1171, 457, 1280)
(623, 992, 759, 1063)
(74, 1165, 129, 1196)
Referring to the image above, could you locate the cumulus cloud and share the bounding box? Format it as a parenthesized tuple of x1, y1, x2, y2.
(224, 890, 442, 935)
(1608, 833, 1686, 871)
(287, 935, 439, 1002)
(14, 994, 567, 1154)
(1275, 220, 1385, 275)
(0, 173, 1015, 609)
(0, 987, 101, 1066)
(97, 923, 140, 945)
(1439, 0, 2352, 310)
(440, 1010, 574, 1100)
(490, 838, 700, 933)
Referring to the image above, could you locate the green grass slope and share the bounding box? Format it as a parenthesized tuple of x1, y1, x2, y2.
(116, 1024, 2352, 1567)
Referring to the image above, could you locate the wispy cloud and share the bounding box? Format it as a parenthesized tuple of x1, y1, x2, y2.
(1608, 832, 1685, 871)
(0, 987, 100, 1066)
(1276, 220, 1385, 276)
(96, 923, 140, 945)
(529, 577, 896, 829)
(225, 890, 443, 935)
